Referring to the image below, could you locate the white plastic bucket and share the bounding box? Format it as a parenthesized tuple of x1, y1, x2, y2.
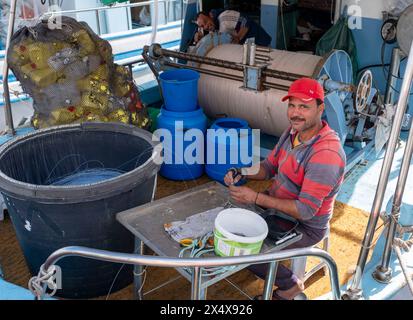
(214, 208, 269, 257)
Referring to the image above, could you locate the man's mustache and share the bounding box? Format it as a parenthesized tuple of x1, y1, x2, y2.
(290, 117, 305, 122)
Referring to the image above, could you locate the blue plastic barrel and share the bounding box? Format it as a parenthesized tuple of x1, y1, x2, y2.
(159, 69, 200, 112)
(206, 118, 253, 185)
(157, 107, 207, 180)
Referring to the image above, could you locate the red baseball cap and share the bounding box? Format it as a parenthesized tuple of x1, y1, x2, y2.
(281, 78, 324, 103)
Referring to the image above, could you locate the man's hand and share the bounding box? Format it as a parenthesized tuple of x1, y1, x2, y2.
(224, 168, 243, 186)
(194, 28, 204, 43)
(229, 185, 257, 204)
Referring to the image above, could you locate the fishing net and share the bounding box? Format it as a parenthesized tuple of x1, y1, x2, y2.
(7, 16, 150, 130)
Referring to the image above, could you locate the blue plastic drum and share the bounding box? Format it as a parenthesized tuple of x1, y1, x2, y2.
(206, 118, 253, 185)
(157, 107, 207, 180)
(159, 69, 200, 112)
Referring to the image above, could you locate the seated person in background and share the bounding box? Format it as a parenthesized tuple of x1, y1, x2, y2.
(194, 9, 272, 47)
(224, 78, 346, 300)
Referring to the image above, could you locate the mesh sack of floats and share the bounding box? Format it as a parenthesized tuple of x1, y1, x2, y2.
(7, 16, 150, 129)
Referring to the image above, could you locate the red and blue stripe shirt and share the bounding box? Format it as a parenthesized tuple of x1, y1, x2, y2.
(262, 121, 346, 229)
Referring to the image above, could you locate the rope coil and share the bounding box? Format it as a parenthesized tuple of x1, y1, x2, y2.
(28, 264, 59, 299)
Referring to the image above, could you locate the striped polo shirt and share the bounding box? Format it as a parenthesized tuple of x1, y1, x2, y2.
(262, 121, 346, 230)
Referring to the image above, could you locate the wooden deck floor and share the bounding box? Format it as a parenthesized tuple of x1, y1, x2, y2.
(0, 175, 380, 300)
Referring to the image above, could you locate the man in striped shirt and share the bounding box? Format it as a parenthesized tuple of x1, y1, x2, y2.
(224, 77, 346, 300)
(195, 9, 272, 46)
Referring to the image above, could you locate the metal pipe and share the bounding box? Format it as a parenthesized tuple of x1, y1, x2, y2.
(116, 57, 145, 66)
(256, 46, 271, 53)
(242, 43, 249, 65)
(142, 51, 164, 102)
(95, 10, 102, 35)
(262, 82, 291, 91)
(249, 43, 256, 66)
(255, 54, 271, 61)
(378, 53, 413, 273)
(2, 0, 17, 135)
(384, 48, 402, 105)
(263, 261, 278, 300)
(164, 61, 291, 91)
(158, 48, 303, 82)
(334, 0, 342, 24)
(164, 61, 243, 82)
(40, 246, 341, 300)
(191, 267, 202, 300)
(134, 239, 145, 300)
(346, 40, 413, 298)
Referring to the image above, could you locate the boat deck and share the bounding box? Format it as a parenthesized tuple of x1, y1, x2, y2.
(0, 130, 412, 300)
(0, 175, 379, 300)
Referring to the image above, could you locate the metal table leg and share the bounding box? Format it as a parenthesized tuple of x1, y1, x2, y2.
(199, 287, 207, 300)
(134, 238, 145, 300)
(191, 267, 202, 300)
(263, 261, 278, 300)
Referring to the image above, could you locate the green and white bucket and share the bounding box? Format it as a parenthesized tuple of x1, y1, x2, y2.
(214, 208, 268, 257)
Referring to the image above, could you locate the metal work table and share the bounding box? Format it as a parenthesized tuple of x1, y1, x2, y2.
(117, 181, 301, 300)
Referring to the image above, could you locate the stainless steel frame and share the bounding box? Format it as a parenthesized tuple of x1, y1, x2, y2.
(344, 41, 413, 299)
(38, 245, 341, 300)
(2, 0, 18, 135)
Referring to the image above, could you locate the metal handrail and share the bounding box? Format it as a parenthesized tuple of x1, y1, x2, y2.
(345, 40, 413, 299)
(37, 245, 341, 300)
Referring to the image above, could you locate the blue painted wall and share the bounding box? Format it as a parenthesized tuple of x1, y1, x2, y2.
(261, 4, 278, 48)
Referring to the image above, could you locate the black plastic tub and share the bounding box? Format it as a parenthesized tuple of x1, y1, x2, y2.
(0, 122, 161, 298)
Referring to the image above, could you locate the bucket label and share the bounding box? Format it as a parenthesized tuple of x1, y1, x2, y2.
(217, 239, 232, 256)
(233, 247, 252, 256)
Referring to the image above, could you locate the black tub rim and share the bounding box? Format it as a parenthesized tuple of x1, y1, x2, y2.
(0, 122, 161, 203)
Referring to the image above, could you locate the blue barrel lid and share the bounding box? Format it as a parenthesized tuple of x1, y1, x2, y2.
(159, 69, 200, 83)
(210, 118, 251, 133)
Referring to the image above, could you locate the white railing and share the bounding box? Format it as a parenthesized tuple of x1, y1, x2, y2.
(45, 0, 187, 35)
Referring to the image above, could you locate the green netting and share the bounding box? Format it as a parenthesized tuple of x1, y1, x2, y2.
(316, 16, 359, 82)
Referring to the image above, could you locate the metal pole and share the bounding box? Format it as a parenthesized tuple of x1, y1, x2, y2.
(376, 59, 413, 279)
(263, 261, 278, 300)
(133, 239, 145, 300)
(191, 267, 202, 300)
(2, 0, 18, 135)
(334, 0, 342, 24)
(384, 48, 402, 105)
(95, 10, 102, 35)
(345, 41, 413, 299)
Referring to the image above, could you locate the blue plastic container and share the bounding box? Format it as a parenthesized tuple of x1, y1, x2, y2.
(159, 69, 200, 112)
(206, 118, 253, 185)
(157, 107, 207, 180)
